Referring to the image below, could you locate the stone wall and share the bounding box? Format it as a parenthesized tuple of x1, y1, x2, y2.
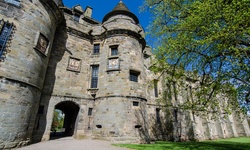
(93, 97, 147, 143)
(0, 78, 40, 148)
(152, 74, 250, 141)
(0, 0, 62, 149)
(34, 3, 149, 143)
(33, 21, 94, 141)
(97, 35, 145, 98)
(0, 1, 249, 149)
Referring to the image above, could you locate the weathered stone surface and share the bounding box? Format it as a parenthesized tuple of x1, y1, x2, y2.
(0, 0, 62, 149)
(0, 0, 249, 149)
(0, 78, 40, 148)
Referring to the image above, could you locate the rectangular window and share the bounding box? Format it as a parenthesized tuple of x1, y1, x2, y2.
(174, 109, 178, 122)
(0, 20, 14, 59)
(88, 108, 93, 116)
(156, 108, 161, 123)
(91, 65, 99, 88)
(154, 80, 158, 97)
(133, 101, 139, 106)
(130, 71, 139, 82)
(74, 14, 80, 22)
(110, 46, 118, 56)
(93, 44, 100, 54)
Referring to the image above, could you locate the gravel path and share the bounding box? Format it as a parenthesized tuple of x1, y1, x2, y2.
(16, 137, 130, 150)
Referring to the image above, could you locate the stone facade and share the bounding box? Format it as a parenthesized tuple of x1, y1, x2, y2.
(0, 0, 249, 149)
(0, 0, 62, 149)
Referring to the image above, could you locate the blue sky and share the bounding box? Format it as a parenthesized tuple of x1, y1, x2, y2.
(62, 0, 151, 30)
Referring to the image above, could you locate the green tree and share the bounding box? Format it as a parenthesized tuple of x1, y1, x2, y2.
(143, 0, 250, 113)
(51, 109, 64, 132)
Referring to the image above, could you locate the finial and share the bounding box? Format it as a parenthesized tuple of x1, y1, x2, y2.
(120, 0, 122, 2)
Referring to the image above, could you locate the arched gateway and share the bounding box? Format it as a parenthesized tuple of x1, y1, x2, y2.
(0, 0, 249, 149)
(52, 101, 80, 137)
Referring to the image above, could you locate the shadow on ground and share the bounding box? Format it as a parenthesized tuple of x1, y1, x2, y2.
(50, 132, 70, 140)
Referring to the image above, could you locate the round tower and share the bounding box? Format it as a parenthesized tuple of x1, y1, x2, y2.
(0, 0, 63, 148)
(92, 1, 148, 142)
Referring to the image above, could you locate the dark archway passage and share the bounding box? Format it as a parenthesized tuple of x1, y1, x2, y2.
(51, 101, 79, 139)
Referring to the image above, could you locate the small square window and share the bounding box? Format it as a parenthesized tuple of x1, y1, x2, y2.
(133, 101, 139, 106)
(130, 71, 140, 82)
(74, 14, 80, 22)
(110, 46, 118, 56)
(93, 44, 100, 54)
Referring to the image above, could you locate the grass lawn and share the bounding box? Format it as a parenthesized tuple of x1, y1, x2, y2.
(114, 137, 250, 150)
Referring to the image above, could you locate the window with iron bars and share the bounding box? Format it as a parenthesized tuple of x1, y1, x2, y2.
(0, 20, 14, 61)
(93, 44, 100, 54)
(110, 46, 118, 56)
(91, 65, 99, 88)
(129, 70, 140, 82)
(4, 0, 21, 7)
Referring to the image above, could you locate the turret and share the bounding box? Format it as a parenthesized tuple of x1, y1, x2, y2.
(91, 1, 148, 142)
(103, 1, 139, 24)
(102, 1, 145, 41)
(96, 1, 146, 98)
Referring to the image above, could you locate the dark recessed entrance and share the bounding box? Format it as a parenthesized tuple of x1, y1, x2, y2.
(50, 101, 79, 139)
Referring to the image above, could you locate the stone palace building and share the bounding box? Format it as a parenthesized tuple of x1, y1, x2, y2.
(0, 0, 249, 149)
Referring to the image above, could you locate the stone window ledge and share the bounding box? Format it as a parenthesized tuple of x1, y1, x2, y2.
(90, 54, 100, 57)
(108, 56, 119, 59)
(87, 88, 99, 91)
(107, 68, 120, 72)
(88, 88, 98, 98)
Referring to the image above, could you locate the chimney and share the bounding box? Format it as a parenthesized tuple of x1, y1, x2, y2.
(84, 6, 92, 18)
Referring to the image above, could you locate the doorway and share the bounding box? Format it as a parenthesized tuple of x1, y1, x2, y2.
(50, 101, 79, 139)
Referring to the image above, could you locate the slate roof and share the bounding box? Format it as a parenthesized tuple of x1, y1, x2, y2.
(102, 1, 139, 24)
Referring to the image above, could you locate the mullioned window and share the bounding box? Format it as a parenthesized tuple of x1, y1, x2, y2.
(90, 65, 99, 88)
(0, 19, 15, 61)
